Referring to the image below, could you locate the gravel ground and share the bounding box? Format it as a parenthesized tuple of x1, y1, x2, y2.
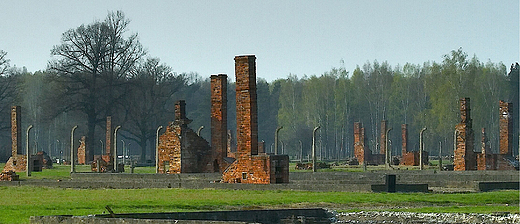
(334, 211, 520, 224)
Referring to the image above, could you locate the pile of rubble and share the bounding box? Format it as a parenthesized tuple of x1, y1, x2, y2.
(0, 170, 19, 181)
(335, 211, 520, 224)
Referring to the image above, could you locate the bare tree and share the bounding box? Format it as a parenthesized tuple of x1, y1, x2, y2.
(123, 58, 186, 161)
(47, 11, 146, 161)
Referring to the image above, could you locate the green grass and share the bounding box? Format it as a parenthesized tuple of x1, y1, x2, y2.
(0, 186, 518, 223)
(0, 163, 155, 180)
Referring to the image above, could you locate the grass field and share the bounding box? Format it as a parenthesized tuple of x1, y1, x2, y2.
(1, 162, 518, 223)
(0, 186, 518, 223)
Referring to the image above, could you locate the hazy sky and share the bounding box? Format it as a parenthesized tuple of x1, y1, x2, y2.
(1, 0, 518, 82)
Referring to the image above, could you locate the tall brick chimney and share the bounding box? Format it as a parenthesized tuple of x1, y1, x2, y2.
(174, 100, 191, 126)
(454, 98, 476, 170)
(235, 55, 258, 159)
(354, 122, 367, 164)
(211, 74, 228, 172)
(106, 116, 112, 156)
(380, 120, 388, 155)
(11, 106, 21, 157)
(499, 100, 513, 155)
(401, 124, 408, 156)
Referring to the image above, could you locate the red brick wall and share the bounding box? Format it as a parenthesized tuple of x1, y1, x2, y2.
(499, 100, 513, 155)
(77, 136, 86, 165)
(11, 106, 21, 157)
(401, 152, 419, 166)
(211, 74, 228, 172)
(158, 123, 182, 173)
(158, 101, 213, 174)
(222, 154, 289, 184)
(2, 154, 26, 173)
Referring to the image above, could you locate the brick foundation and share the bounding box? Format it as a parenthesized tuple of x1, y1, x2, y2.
(211, 74, 228, 172)
(222, 55, 289, 184)
(158, 100, 214, 173)
(399, 123, 427, 166)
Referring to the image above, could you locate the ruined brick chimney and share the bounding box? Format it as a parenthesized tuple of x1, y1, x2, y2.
(11, 106, 21, 157)
(401, 124, 408, 156)
(235, 55, 258, 158)
(380, 120, 387, 155)
(454, 98, 476, 170)
(499, 100, 513, 155)
(211, 74, 228, 172)
(221, 55, 289, 184)
(354, 122, 368, 164)
(106, 116, 112, 157)
(174, 100, 191, 126)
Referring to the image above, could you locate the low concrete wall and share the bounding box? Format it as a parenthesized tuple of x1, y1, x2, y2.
(371, 184, 429, 193)
(477, 182, 519, 192)
(30, 216, 247, 224)
(31, 208, 332, 224)
(3, 170, 518, 192)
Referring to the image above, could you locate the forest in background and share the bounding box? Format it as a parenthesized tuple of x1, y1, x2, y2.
(0, 11, 518, 163)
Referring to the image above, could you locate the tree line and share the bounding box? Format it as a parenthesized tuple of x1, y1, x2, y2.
(0, 11, 518, 163)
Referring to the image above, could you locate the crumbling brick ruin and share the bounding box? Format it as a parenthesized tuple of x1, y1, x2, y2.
(353, 121, 385, 165)
(380, 120, 387, 155)
(211, 74, 229, 172)
(2, 106, 26, 174)
(222, 55, 289, 184)
(498, 100, 513, 156)
(476, 101, 518, 170)
(400, 124, 428, 166)
(477, 128, 495, 170)
(77, 136, 86, 165)
(454, 98, 476, 171)
(157, 100, 214, 173)
(91, 117, 115, 172)
(353, 122, 368, 164)
(2, 106, 44, 179)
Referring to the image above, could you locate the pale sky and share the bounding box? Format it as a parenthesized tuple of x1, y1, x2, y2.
(1, 0, 518, 82)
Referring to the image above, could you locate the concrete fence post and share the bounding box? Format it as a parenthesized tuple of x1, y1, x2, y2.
(197, 126, 204, 136)
(113, 126, 121, 172)
(420, 127, 427, 170)
(385, 128, 392, 169)
(26, 125, 33, 177)
(312, 125, 321, 172)
(275, 126, 283, 155)
(156, 125, 163, 173)
(70, 125, 78, 173)
(439, 141, 443, 171)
